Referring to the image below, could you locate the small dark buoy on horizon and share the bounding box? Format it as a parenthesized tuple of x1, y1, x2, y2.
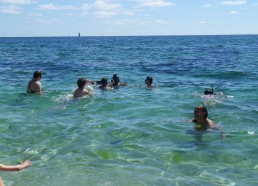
(78, 32, 80, 37)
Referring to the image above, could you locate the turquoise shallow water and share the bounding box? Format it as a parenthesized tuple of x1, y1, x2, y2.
(0, 36, 258, 186)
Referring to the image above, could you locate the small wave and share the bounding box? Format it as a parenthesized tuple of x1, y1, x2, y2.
(194, 71, 247, 79)
(193, 91, 233, 106)
(52, 93, 74, 103)
(247, 131, 255, 135)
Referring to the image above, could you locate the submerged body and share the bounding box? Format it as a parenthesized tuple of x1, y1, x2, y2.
(192, 105, 224, 139)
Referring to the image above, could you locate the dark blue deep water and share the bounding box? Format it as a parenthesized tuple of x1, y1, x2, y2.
(0, 35, 258, 185)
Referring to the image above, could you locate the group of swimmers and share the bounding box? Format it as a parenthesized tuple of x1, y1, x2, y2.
(26, 70, 224, 136)
(0, 71, 223, 185)
(26, 71, 154, 98)
(26, 71, 223, 136)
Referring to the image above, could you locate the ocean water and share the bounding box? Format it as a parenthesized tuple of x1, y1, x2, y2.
(0, 35, 257, 186)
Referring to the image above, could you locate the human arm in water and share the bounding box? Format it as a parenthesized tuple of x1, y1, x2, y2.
(84, 89, 93, 96)
(215, 126, 225, 140)
(209, 120, 225, 140)
(118, 82, 127, 86)
(86, 79, 95, 85)
(0, 160, 31, 171)
(192, 118, 225, 140)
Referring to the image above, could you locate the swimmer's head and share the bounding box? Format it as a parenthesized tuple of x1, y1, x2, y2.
(145, 76, 153, 86)
(194, 105, 208, 120)
(112, 74, 120, 86)
(77, 78, 87, 89)
(97, 78, 108, 86)
(33, 71, 42, 79)
(204, 88, 214, 95)
(113, 74, 120, 82)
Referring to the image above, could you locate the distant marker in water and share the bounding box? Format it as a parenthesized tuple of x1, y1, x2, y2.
(78, 32, 80, 37)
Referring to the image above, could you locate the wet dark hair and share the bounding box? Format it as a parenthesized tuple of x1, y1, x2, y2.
(197, 105, 208, 118)
(204, 88, 214, 95)
(201, 105, 208, 118)
(97, 78, 108, 86)
(146, 76, 153, 84)
(77, 78, 87, 88)
(33, 71, 42, 79)
(112, 74, 118, 79)
(112, 74, 120, 86)
(192, 105, 208, 122)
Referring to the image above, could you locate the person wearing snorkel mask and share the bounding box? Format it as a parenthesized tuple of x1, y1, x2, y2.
(204, 88, 214, 95)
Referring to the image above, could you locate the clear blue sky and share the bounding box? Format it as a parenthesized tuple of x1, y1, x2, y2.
(0, 0, 257, 36)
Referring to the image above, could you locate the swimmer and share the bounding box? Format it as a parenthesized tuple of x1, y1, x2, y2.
(204, 88, 214, 95)
(0, 160, 31, 186)
(192, 105, 225, 139)
(110, 74, 127, 88)
(27, 71, 43, 94)
(145, 76, 154, 88)
(96, 78, 112, 90)
(73, 78, 93, 99)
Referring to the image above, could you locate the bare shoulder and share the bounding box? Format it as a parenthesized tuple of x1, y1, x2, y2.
(34, 81, 42, 86)
(207, 118, 220, 129)
(73, 89, 78, 97)
(73, 88, 79, 93)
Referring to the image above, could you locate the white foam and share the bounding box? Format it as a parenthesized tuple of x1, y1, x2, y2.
(247, 131, 255, 135)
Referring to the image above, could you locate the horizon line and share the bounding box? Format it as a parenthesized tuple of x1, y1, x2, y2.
(0, 33, 258, 38)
